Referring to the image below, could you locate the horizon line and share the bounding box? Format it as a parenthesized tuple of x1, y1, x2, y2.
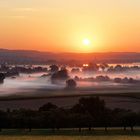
(0, 48, 139, 54)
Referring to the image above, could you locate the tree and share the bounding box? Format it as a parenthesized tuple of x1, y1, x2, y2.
(0, 110, 8, 131)
(121, 112, 137, 132)
(78, 97, 105, 117)
(71, 68, 80, 73)
(82, 63, 99, 72)
(99, 108, 113, 131)
(96, 75, 110, 81)
(0, 73, 5, 83)
(50, 65, 59, 73)
(71, 97, 106, 128)
(51, 69, 69, 83)
(114, 65, 123, 71)
(39, 103, 58, 112)
(99, 63, 109, 71)
(66, 79, 77, 89)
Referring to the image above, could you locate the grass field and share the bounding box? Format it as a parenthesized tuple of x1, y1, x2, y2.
(0, 129, 140, 140)
(0, 136, 139, 140)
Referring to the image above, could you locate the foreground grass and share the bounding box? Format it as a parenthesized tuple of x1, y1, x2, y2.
(0, 136, 139, 140)
(0, 129, 140, 140)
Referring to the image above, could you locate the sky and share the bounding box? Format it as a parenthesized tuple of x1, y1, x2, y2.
(0, 0, 140, 53)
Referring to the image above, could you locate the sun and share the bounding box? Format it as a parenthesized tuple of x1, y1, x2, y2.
(83, 39, 90, 46)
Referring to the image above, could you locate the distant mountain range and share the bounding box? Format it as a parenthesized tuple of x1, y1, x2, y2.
(0, 49, 140, 64)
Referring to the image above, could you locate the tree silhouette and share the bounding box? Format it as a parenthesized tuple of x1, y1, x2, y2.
(0, 73, 5, 83)
(66, 79, 77, 89)
(51, 69, 69, 83)
(50, 65, 59, 73)
(39, 102, 58, 112)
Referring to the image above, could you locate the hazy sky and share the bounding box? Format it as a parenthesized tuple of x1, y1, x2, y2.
(0, 0, 140, 52)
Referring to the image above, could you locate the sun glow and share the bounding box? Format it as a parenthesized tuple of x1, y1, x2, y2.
(79, 38, 93, 52)
(83, 39, 90, 46)
(72, 32, 99, 52)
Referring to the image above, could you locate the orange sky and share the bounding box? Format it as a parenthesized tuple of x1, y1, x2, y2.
(0, 0, 140, 53)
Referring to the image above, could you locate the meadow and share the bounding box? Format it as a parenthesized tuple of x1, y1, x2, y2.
(0, 129, 140, 140)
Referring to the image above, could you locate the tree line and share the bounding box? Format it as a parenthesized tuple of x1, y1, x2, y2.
(0, 97, 139, 132)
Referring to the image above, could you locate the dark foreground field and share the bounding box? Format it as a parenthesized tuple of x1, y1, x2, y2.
(0, 129, 140, 140)
(0, 88, 139, 111)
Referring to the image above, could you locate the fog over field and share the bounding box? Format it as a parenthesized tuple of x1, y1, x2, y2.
(0, 63, 139, 111)
(0, 64, 140, 96)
